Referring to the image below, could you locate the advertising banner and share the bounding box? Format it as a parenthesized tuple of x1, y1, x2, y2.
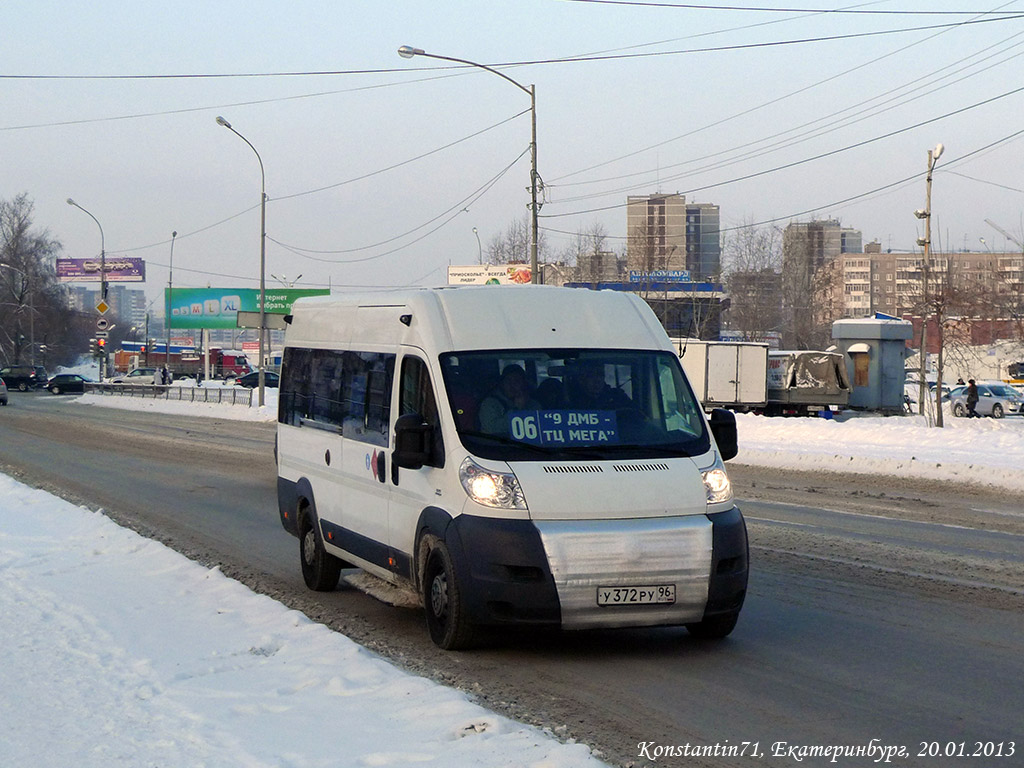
(165, 287, 329, 329)
(57, 257, 146, 283)
(629, 270, 691, 283)
(447, 264, 532, 285)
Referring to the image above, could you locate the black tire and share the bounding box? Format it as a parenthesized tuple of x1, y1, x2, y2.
(423, 542, 476, 650)
(992, 404, 1004, 419)
(298, 508, 342, 592)
(18, 382, 28, 392)
(50, 385, 61, 395)
(685, 610, 740, 639)
(953, 403, 966, 417)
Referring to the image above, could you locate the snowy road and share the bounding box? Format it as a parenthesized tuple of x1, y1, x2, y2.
(1, 393, 1021, 768)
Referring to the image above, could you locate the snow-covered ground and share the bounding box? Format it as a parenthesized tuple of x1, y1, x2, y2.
(3, 369, 1023, 766)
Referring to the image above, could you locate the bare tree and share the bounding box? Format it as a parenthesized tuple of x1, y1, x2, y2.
(0, 193, 80, 368)
(485, 216, 548, 265)
(721, 219, 783, 342)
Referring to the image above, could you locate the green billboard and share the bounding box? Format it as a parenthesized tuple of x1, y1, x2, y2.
(165, 287, 329, 330)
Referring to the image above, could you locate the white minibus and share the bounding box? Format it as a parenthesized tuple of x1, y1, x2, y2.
(277, 285, 747, 649)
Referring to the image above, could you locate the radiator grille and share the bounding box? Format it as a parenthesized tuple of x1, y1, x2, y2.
(542, 465, 605, 474)
(612, 462, 671, 473)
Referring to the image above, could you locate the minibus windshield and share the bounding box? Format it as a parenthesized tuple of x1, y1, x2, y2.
(439, 349, 710, 461)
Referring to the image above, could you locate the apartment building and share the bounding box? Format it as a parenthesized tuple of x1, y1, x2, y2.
(839, 250, 1024, 318)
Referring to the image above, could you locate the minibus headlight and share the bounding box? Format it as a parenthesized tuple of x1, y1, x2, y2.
(700, 456, 733, 505)
(459, 458, 526, 510)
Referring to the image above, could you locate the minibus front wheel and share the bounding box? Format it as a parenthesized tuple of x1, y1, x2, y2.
(685, 609, 740, 640)
(299, 507, 342, 592)
(423, 540, 476, 650)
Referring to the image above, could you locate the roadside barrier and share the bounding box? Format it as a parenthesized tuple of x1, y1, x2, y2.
(85, 383, 254, 407)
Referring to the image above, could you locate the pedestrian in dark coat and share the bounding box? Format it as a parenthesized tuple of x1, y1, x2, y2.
(966, 379, 979, 417)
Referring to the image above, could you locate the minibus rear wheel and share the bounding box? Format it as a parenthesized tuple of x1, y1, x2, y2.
(299, 509, 342, 592)
(423, 542, 475, 650)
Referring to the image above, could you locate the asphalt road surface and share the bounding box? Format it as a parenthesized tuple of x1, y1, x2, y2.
(2, 392, 1021, 768)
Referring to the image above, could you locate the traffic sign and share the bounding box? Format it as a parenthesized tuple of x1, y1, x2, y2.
(95, 331, 109, 339)
(96, 300, 109, 315)
(96, 317, 109, 330)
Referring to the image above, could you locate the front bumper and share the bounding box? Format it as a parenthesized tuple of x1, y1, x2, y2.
(448, 506, 748, 630)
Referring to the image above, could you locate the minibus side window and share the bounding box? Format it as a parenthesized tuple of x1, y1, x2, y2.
(399, 356, 444, 468)
(341, 351, 394, 447)
(279, 347, 313, 426)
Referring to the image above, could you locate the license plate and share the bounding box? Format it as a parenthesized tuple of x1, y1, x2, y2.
(597, 585, 676, 606)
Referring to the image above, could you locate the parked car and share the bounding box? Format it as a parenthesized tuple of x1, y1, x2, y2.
(0, 364, 47, 391)
(0, 377, 8, 405)
(233, 370, 279, 389)
(109, 367, 158, 385)
(46, 373, 93, 395)
(948, 383, 1024, 418)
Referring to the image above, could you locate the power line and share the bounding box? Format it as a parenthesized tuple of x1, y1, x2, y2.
(558, 0, 1021, 15)
(553, 18, 1024, 185)
(113, 110, 527, 254)
(540, 127, 1024, 243)
(541, 84, 1024, 219)
(5, 15, 1022, 81)
(270, 147, 530, 263)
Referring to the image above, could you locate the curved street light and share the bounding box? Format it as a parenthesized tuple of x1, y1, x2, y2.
(166, 230, 177, 379)
(216, 116, 268, 407)
(398, 45, 540, 284)
(472, 227, 482, 264)
(67, 198, 109, 378)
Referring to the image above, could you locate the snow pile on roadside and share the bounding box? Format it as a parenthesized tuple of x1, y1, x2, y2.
(0, 474, 607, 768)
(733, 412, 1024, 493)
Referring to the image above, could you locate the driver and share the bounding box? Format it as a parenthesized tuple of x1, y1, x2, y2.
(570, 362, 631, 410)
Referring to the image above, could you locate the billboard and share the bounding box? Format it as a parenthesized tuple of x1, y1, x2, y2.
(165, 287, 329, 329)
(447, 264, 532, 285)
(57, 257, 145, 283)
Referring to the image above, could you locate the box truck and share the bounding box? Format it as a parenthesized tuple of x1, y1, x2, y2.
(675, 339, 769, 411)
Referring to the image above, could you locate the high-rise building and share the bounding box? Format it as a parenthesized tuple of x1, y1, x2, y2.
(626, 193, 688, 273)
(781, 219, 863, 347)
(685, 202, 722, 280)
(626, 193, 721, 279)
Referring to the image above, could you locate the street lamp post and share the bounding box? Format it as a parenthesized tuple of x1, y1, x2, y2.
(398, 45, 540, 284)
(913, 142, 944, 426)
(166, 230, 177, 377)
(216, 116, 268, 407)
(67, 198, 108, 378)
(472, 227, 482, 264)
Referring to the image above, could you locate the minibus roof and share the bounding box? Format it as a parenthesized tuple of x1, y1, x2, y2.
(286, 285, 672, 353)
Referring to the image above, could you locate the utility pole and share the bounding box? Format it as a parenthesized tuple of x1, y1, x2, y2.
(913, 143, 944, 426)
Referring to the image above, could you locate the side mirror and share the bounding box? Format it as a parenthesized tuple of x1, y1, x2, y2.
(393, 413, 433, 469)
(709, 408, 738, 462)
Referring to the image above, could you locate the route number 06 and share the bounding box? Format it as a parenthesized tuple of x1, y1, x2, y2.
(510, 415, 539, 441)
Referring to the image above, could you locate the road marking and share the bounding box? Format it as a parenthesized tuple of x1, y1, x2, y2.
(751, 545, 1024, 596)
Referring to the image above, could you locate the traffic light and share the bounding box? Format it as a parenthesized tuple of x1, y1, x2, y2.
(89, 338, 97, 356)
(97, 338, 106, 354)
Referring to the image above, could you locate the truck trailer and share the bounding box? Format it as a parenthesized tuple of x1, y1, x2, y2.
(765, 349, 851, 416)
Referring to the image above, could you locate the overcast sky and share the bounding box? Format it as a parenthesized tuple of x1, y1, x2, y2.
(4, 1, 1024, 311)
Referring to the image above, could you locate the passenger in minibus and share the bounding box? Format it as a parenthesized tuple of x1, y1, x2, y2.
(478, 364, 540, 435)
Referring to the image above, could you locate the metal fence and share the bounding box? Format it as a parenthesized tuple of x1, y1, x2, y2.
(85, 383, 255, 407)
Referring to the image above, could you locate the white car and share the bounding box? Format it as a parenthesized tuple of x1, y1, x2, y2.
(110, 367, 158, 385)
(0, 376, 8, 405)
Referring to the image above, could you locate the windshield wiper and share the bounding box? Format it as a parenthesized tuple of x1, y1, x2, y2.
(457, 430, 563, 455)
